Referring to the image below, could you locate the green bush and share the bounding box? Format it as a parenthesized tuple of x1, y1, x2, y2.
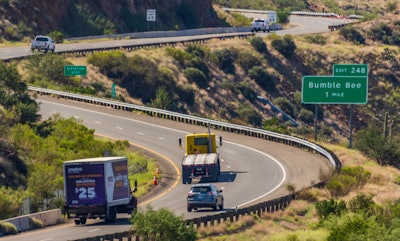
(166, 47, 190, 65)
(185, 44, 207, 59)
(326, 166, 371, 197)
(184, 57, 209, 77)
(48, 31, 64, 43)
(248, 66, 275, 91)
(315, 198, 347, 220)
(0, 222, 18, 235)
(177, 85, 195, 105)
(304, 34, 327, 45)
(237, 104, 263, 126)
(238, 81, 257, 101)
(210, 48, 235, 74)
(339, 26, 365, 45)
(250, 36, 267, 53)
(348, 193, 375, 216)
(297, 108, 314, 124)
(131, 206, 196, 241)
(235, 51, 261, 73)
(183, 67, 208, 88)
(271, 35, 297, 58)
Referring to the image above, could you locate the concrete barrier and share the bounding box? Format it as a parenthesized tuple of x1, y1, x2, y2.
(1, 209, 63, 233)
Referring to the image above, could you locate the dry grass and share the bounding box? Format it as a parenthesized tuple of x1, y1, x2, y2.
(197, 143, 400, 241)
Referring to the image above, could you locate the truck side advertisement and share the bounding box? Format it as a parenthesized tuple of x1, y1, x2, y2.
(65, 164, 106, 206)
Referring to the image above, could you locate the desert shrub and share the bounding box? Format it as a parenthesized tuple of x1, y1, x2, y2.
(315, 198, 347, 220)
(339, 26, 365, 45)
(210, 48, 235, 74)
(304, 34, 327, 45)
(183, 67, 208, 88)
(348, 193, 376, 216)
(235, 51, 261, 73)
(0, 222, 18, 235)
(326, 166, 370, 197)
(297, 108, 314, 124)
(150, 86, 171, 110)
(263, 117, 289, 134)
(325, 213, 386, 241)
(184, 56, 209, 77)
(277, 10, 291, 24)
(132, 206, 196, 241)
(176, 85, 195, 105)
(238, 81, 257, 101)
(274, 97, 295, 117)
(185, 44, 207, 59)
(355, 125, 400, 167)
(48, 31, 64, 43)
(166, 47, 190, 65)
(250, 36, 267, 53)
(87, 51, 127, 78)
(271, 35, 297, 58)
(90, 82, 106, 92)
(237, 104, 263, 126)
(248, 66, 275, 91)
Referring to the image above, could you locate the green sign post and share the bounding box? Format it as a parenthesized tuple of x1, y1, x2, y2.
(111, 83, 116, 98)
(64, 65, 87, 76)
(302, 76, 368, 104)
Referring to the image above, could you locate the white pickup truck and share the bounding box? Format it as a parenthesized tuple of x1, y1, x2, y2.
(250, 19, 270, 33)
(31, 35, 55, 53)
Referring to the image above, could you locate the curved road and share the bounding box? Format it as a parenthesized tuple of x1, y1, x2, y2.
(0, 15, 339, 241)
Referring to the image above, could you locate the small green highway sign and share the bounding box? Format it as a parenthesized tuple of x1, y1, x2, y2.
(302, 76, 368, 104)
(333, 64, 368, 77)
(64, 65, 87, 76)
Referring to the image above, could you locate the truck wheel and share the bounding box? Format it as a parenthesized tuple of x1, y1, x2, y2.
(106, 207, 117, 223)
(80, 218, 87, 225)
(213, 201, 218, 211)
(74, 219, 81, 225)
(187, 206, 192, 212)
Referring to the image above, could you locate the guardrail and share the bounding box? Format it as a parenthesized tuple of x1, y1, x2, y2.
(30, 86, 341, 170)
(28, 75, 341, 241)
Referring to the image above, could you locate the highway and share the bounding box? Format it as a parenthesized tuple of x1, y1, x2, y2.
(0, 15, 340, 241)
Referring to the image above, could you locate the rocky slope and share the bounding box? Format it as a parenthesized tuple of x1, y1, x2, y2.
(0, 0, 223, 38)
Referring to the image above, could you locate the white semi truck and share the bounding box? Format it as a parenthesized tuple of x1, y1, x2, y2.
(63, 156, 137, 225)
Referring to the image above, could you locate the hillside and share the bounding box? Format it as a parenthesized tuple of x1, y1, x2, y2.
(0, 0, 223, 39)
(56, 13, 398, 143)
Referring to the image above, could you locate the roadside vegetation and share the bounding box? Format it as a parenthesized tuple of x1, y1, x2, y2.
(1, 0, 400, 239)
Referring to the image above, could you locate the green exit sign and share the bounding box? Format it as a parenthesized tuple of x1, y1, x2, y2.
(64, 65, 87, 76)
(302, 76, 368, 104)
(333, 64, 368, 77)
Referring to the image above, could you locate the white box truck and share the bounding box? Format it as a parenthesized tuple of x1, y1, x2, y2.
(63, 156, 137, 225)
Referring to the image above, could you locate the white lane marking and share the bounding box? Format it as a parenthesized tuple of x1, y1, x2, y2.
(231, 142, 287, 208)
(89, 228, 100, 233)
(226, 165, 231, 169)
(94, 121, 101, 124)
(116, 126, 123, 130)
(40, 99, 287, 207)
(73, 116, 80, 119)
(39, 238, 54, 241)
(158, 137, 165, 140)
(137, 132, 144, 135)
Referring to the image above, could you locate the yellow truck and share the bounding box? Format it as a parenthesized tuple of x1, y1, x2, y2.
(180, 132, 222, 184)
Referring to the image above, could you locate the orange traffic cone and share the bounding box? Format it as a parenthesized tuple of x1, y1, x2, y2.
(153, 176, 158, 185)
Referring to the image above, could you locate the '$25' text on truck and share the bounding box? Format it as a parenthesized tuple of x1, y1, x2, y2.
(63, 156, 137, 225)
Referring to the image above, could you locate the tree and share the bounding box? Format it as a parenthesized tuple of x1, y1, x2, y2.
(0, 61, 39, 124)
(354, 125, 400, 167)
(150, 86, 171, 110)
(131, 206, 197, 241)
